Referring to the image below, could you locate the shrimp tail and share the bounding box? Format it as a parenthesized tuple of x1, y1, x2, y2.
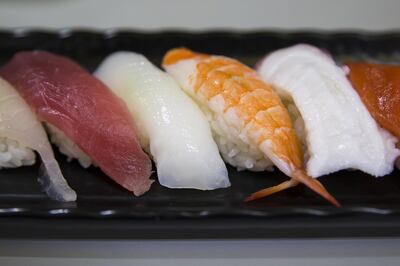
(293, 169, 340, 207)
(246, 169, 340, 207)
(245, 179, 299, 202)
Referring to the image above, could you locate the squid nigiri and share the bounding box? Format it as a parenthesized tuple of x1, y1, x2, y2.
(257, 44, 399, 179)
(163, 48, 339, 206)
(95, 51, 230, 190)
(0, 77, 76, 201)
(0, 51, 153, 196)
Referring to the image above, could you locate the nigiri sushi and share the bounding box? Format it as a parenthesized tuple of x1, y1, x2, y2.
(95, 51, 230, 190)
(346, 62, 400, 169)
(0, 77, 76, 201)
(257, 44, 399, 180)
(346, 62, 400, 140)
(0, 51, 153, 196)
(163, 48, 339, 206)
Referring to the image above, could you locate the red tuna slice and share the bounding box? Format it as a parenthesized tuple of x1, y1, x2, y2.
(0, 51, 153, 196)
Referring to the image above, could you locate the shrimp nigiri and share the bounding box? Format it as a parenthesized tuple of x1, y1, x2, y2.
(163, 48, 339, 206)
(0, 77, 76, 201)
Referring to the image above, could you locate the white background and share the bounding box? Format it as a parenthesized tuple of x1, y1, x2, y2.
(1, 0, 400, 265)
(0, 0, 399, 31)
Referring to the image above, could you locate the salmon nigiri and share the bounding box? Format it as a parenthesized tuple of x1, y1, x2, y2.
(346, 62, 400, 140)
(163, 48, 339, 206)
(346, 62, 400, 169)
(0, 51, 153, 196)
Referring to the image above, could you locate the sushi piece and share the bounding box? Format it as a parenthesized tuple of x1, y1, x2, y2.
(346, 62, 400, 140)
(0, 77, 76, 201)
(163, 47, 339, 206)
(257, 44, 399, 179)
(95, 51, 230, 190)
(0, 51, 153, 196)
(346, 62, 400, 169)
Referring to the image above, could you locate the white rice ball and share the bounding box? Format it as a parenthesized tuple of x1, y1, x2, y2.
(0, 138, 36, 168)
(46, 123, 93, 168)
(207, 95, 274, 172)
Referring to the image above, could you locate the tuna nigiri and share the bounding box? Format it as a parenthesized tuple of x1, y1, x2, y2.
(0, 77, 76, 201)
(0, 51, 153, 196)
(95, 51, 230, 190)
(163, 48, 339, 206)
(257, 44, 399, 179)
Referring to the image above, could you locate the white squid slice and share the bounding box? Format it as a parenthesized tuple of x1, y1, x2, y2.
(95, 52, 230, 190)
(0, 77, 76, 201)
(257, 44, 399, 177)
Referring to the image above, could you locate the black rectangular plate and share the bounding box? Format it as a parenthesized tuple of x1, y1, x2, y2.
(0, 29, 400, 239)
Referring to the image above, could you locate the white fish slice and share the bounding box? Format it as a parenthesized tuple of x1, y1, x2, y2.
(0, 77, 76, 201)
(95, 52, 230, 190)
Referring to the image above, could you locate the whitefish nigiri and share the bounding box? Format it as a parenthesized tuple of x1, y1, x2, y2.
(0, 77, 76, 201)
(257, 44, 399, 179)
(0, 51, 153, 196)
(163, 48, 339, 205)
(95, 51, 230, 190)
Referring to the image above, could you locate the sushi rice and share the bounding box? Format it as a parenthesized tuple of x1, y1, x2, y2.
(0, 137, 35, 168)
(46, 123, 93, 168)
(207, 105, 274, 172)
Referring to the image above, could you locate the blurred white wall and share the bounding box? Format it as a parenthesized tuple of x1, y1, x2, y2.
(0, 0, 399, 30)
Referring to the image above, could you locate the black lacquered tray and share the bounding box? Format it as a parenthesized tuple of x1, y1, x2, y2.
(0, 29, 400, 239)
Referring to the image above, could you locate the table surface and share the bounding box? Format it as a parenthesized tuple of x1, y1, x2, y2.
(1, 238, 400, 266)
(1, 0, 400, 265)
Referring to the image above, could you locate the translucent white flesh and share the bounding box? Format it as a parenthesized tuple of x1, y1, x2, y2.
(95, 52, 229, 190)
(258, 44, 400, 177)
(0, 78, 76, 201)
(164, 59, 274, 172)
